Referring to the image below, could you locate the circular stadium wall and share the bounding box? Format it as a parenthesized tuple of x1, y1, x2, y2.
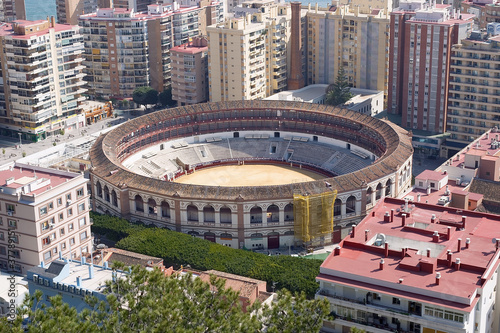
(90, 100, 413, 250)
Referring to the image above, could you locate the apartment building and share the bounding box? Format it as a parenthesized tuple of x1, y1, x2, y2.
(306, 5, 390, 95)
(207, 0, 299, 101)
(0, 163, 92, 275)
(56, 0, 99, 25)
(0, 0, 26, 22)
(461, 0, 500, 29)
(171, 37, 209, 105)
(80, 2, 220, 99)
(317, 196, 500, 333)
(388, 0, 474, 134)
(0, 18, 87, 142)
(337, 0, 395, 14)
(445, 24, 500, 153)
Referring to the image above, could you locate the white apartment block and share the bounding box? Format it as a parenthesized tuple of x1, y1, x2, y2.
(0, 18, 87, 142)
(0, 163, 92, 275)
(207, 0, 296, 101)
(446, 25, 500, 152)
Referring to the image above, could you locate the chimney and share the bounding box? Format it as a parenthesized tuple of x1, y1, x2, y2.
(435, 272, 441, 285)
(89, 264, 94, 279)
(401, 247, 406, 258)
(59, 251, 63, 260)
(447, 250, 453, 267)
(447, 227, 452, 240)
(384, 242, 389, 257)
(76, 276, 81, 287)
(40, 261, 45, 268)
(462, 216, 466, 229)
(379, 259, 385, 270)
(426, 248, 431, 257)
(465, 238, 470, 249)
(384, 211, 390, 222)
(390, 209, 394, 222)
(457, 238, 462, 252)
(417, 194, 421, 202)
(431, 214, 436, 223)
(351, 225, 356, 238)
(454, 258, 461, 270)
(334, 246, 341, 255)
(427, 185, 431, 195)
(365, 229, 370, 241)
(287, 2, 305, 90)
(401, 213, 406, 227)
(50, 16, 56, 28)
(372, 211, 376, 217)
(432, 231, 439, 243)
(81, 255, 86, 265)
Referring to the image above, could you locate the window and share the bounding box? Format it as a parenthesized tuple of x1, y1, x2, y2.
(41, 221, 49, 231)
(48, 202, 54, 210)
(0, 232, 3, 240)
(59, 213, 64, 222)
(79, 217, 86, 227)
(43, 251, 51, 260)
(8, 220, 17, 229)
(61, 242, 66, 250)
(392, 297, 401, 305)
(69, 237, 75, 245)
(9, 249, 20, 259)
(60, 227, 65, 236)
(68, 223, 74, 231)
(40, 206, 48, 216)
(68, 208, 73, 216)
(42, 236, 50, 245)
(0, 217, 2, 225)
(80, 231, 88, 241)
(57, 198, 62, 206)
(6, 204, 15, 213)
(77, 188, 84, 198)
(0, 246, 6, 255)
(67, 193, 72, 201)
(78, 203, 85, 213)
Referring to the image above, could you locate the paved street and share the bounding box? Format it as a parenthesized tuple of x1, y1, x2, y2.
(0, 109, 142, 166)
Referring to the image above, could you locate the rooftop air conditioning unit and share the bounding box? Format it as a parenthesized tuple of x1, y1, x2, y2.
(7, 211, 13, 216)
(66, 200, 72, 206)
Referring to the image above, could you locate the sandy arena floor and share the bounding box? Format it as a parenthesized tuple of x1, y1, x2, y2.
(174, 164, 325, 186)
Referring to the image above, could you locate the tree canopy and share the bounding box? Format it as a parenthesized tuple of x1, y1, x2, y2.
(132, 86, 158, 109)
(0, 266, 330, 333)
(325, 67, 353, 106)
(158, 87, 175, 107)
(91, 213, 323, 298)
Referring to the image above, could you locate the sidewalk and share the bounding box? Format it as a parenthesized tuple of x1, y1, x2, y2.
(0, 110, 140, 166)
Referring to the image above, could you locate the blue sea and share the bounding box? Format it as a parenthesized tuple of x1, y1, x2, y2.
(24, 0, 57, 21)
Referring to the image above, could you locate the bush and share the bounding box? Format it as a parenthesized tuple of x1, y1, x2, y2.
(91, 213, 322, 298)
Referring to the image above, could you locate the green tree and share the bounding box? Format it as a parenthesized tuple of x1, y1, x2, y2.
(158, 87, 175, 107)
(325, 66, 353, 106)
(350, 327, 366, 333)
(132, 86, 158, 110)
(0, 266, 330, 333)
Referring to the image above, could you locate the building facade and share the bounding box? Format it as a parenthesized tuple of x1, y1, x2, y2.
(388, 0, 474, 134)
(317, 197, 500, 333)
(306, 5, 390, 96)
(445, 26, 500, 153)
(0, 19, 87, 142)
(56, 0, 99, 25)
(171, 37, 209, 105)
(80, 2, 220, 99)
(207, 0, 297, 101)
(461, 0, 500, 29)
(0, 163, 92, 275)
(0, 0, 26, 22)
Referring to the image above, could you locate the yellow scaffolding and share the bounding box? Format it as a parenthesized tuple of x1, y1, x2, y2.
(293, 190, 337, 245)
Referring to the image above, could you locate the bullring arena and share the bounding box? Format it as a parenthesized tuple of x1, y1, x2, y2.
(90, 100, 413, 250)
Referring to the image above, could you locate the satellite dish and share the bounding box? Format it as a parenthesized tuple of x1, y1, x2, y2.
(492, 238, 498, 244)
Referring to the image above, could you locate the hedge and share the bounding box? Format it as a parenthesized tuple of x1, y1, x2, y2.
(91, 212, 323, 298)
